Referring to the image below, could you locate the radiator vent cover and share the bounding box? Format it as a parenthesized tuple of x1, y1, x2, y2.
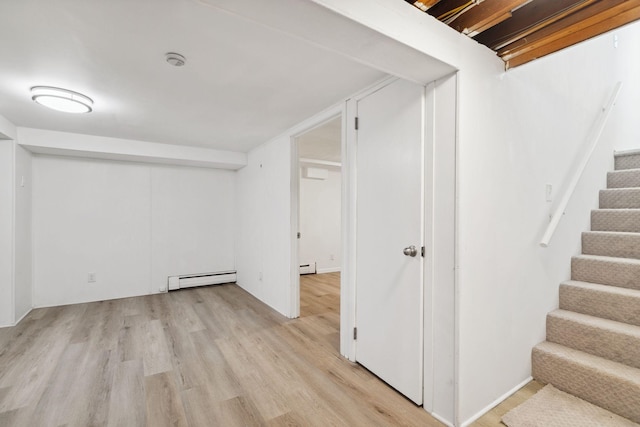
(168, 270, 237, 291)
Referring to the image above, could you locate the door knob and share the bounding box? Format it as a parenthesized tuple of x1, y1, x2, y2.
(403, 245, 418, 257)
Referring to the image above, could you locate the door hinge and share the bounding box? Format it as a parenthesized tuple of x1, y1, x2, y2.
(297, 232, 301, 239)
(353, 327, 357, 340)
(354, 117, 359, 130)
(421, 246, 425, 257)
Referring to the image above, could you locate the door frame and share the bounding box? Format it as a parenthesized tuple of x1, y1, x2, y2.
(289, 104, 347, 319)
(288, 73, 457, 424)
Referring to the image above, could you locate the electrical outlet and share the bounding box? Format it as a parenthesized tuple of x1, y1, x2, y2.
(88, 272, 96, 283)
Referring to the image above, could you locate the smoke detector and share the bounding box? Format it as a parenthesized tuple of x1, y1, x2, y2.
(165, 52, 186, 67)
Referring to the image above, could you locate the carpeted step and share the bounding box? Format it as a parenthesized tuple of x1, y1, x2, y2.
(532, 341, 640, 423)
(546, 310, 640, 369)
(560, 281, 640, 327)
(600, 188, 640, 209)
(607, 169, 640, 188)
(582, 231, 640, 260)
(615, 151, 640, 171)
(591, 209, 640, 233)
(572, 255, 640, 290)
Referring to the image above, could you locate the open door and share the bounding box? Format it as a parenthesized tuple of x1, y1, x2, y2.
(355, 78, 425, 404)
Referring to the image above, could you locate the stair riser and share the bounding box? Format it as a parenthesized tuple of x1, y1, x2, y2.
(607, 170, 640, 188)
(600, 189, 640, 209)
(591, 210, 640, 233)
(572, 257, 640, 290)
(547, 315, 640, 369)
(582, 233, 640, 260)
(560, 284, 640, 327)
(615, 154, 640, 171)
(532, 347, 640, 423)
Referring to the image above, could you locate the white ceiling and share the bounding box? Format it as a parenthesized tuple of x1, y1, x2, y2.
(0, 0, 386, 152)
(297, 117, 341, 163)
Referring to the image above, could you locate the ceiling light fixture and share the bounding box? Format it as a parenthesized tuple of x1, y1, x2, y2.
(165, 52, 186, 67)
(31, 86, 94, 113)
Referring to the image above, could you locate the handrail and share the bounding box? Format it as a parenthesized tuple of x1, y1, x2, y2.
(540, 81, 622, 248)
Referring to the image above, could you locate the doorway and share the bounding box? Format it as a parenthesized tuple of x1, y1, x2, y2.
(294, 117, 343, 323)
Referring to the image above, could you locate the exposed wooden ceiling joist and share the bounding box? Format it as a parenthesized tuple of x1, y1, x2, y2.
(450, 0, 531, 36)
(406, 0, 640, 68)
(473, 0, 598, 50)
(504, 2, 640, 67)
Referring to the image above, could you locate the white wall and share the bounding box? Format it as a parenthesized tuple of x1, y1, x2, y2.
(235, 138, 293, 316)
(14, 144, 32, 321)
(239, 2, 640, 424)
(299, 169, 341, 273)
(150, 165, 235, 290)
(0, 141, 13, 326)
(33, 154, 236, 307)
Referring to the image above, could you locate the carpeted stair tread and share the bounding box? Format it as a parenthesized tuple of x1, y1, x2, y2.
(615, 152, 640, 171)
(560, 281, 640, 326)
(532, 341, 640, 423)
(607, 169, 640, 188)
(582, 231, 640, 260)
(571, 255, 640, 290)
(547, 309, 640, 369)
(600, 188, 640, 209)
(592, 209, 640, 233)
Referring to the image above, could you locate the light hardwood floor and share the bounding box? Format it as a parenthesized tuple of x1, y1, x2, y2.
(0, 272, 446, 427)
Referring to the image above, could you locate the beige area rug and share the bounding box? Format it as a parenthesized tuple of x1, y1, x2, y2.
(502, 385, 640, 427)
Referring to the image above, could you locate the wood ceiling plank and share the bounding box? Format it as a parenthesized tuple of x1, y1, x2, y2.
(450, 0, 531, 35)
(474, 0, 597, 50)
(428, 0, 474, 20)
(415, 0, 442, 8)
(499, 0, 639, 59)
(505, 4, 640, 68)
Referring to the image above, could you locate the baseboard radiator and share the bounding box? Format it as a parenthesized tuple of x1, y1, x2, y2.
(299, 262, 316, 275)
(168, 270, 237, 291)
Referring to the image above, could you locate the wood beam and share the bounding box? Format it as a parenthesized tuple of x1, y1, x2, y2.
(406, 0, 442, 12)
(474, 0, 597, 50)
(499, 0, 639, 59)
(428, 0, 473, 20)
(505, 3, 640, 68)
(450, 0, 531, 35)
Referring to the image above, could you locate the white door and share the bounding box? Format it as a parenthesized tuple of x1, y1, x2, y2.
(355, 79, 424, 404)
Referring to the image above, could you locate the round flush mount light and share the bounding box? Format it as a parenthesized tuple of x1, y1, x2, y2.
(31, 86, 93, 113)
(165, 52, 186, 67)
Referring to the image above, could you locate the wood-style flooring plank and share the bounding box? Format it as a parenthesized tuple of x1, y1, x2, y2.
(143, 371, 188, 427)
(0, 273, 454, 426)
(107, 359, 145, 427)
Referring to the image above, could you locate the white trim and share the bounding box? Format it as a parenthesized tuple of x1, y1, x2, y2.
(316, 267, 341, 274)
(12, 307, 31, 327)
(342, 99, 357, 361)
(460, 376, 533, 427)
(10, 140, 16, 325)
(431, 412, 456, 427)
(290, 104, 346, 320)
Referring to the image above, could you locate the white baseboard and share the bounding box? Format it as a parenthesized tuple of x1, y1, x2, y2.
(13, 308, 32, 326)
(431, 411, 455, 427)
(460, 376, 533, 427)
(0, 307, 33, 329)
(316, 267, 341, 274)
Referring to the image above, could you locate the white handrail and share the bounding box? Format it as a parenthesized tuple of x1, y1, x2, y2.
(540, 81, 622, 248)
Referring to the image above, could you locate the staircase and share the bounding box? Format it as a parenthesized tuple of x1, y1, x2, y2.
(532, 151, 640, 424)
